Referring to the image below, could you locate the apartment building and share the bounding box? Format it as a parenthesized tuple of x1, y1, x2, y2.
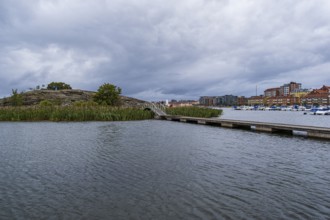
(301, 85, 330, 106)
(199, 96, 215, 106)
(247, 95, 264, 106)
(237, 96, 248, 106)
(266, 96, 301, 106)
(279, 82, 301, 96)
(264, 87, 280, 97)
(199, 95, 238, 106)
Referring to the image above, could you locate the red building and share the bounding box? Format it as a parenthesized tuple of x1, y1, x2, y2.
(248, 95, 264, 105)
(279, 82, 302, 96)
(264, 87, 280, 97)
(237, 96, 248, 106)
(266, 96, 300, 106)
(302, 85, 330, 106)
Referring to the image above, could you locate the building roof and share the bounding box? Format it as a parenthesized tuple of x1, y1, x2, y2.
(305, 85, 330, 98)
(264, 87, 280, 92)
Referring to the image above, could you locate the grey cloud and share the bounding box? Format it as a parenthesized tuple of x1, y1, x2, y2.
(1, 0, 330, 100)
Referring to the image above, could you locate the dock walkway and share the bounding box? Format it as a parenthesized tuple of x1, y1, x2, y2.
(161, 115, 330, 140)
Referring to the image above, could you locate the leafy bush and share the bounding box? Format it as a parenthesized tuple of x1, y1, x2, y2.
(39, 100, 54, 107)
(47, 82, 72, 90)
(94, 83, 122, 106)
(10, 89, 23, 106)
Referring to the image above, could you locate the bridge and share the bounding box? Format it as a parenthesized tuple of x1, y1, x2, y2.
(142, 103, 167, 117)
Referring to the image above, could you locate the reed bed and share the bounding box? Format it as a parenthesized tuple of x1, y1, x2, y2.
(0, 106, 154, 121)
(166, 106, 222, 118)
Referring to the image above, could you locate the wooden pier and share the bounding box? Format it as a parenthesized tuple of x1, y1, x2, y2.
(161, 115, 330, 140)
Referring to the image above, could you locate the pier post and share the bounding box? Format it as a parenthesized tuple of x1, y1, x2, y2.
(221, 122, 235, 128)
(197, 120, 206, 124)
(180, 118, 187, 122)
(255, 125, 273, 132)
(307, 131, 330, 139)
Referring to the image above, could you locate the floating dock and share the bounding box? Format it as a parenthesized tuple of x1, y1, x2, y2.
(161, 115, 330, 140)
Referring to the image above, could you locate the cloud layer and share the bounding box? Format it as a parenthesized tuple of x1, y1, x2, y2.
(1, 0, 330, 100)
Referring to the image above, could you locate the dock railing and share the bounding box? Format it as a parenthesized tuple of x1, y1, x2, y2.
(142, 103, 167, 117)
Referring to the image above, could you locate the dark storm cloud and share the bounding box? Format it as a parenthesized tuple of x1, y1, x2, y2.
(1, 0, 330, 100)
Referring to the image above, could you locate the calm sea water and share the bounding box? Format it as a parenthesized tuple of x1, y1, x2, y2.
(0, 119, 329, 219)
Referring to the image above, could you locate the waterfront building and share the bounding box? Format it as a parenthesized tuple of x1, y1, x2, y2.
(200, 95, 238, 106)
(247, 95, 264, 106)
(264, 87, 280, 97)
(290, 88, 310, 99)
(301, 85, 330, 106)
(237, 96, 248, 106)
(214, 95, 238, 106)
(169, 100, 199, 107)
(199, 96, 215, 106)
(279, 82, 302, 96)
(266, 96, 300, 106)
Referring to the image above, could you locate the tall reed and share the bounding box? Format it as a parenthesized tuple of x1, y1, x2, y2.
(166, 106, 222, 118)
(0, 106, 154, 121)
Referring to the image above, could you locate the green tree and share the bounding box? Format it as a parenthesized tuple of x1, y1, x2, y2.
(47, 82, 72, 90)
(10, 89, 23, 106)
(94, 83, 122, 106)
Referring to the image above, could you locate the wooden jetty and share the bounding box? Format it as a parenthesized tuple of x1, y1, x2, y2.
(160, 115, 330, 140)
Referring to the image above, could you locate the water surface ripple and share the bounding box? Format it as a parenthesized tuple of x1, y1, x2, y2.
(0, 121, 329, 219)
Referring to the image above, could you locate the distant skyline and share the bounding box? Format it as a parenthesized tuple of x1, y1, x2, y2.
(1, 0, 330, 101)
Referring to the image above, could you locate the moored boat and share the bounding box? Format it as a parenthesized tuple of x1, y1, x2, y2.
(305, 106, 330, 115)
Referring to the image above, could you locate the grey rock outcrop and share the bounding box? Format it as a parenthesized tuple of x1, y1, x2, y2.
(0, 89, 148, 107)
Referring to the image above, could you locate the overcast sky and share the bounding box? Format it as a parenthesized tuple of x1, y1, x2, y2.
(1, 0, 330, 101)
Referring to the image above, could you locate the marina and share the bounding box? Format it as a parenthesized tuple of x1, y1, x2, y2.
(233, 105, 330, 114)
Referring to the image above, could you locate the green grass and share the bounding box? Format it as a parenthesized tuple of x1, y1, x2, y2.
(0, 106, 154, 121)
(165, 106, 222, 118)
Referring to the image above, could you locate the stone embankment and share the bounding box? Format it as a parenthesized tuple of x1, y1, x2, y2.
(0, 89, 148, 107)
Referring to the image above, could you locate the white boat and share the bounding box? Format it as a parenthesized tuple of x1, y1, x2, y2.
(297, 106, 306, 111)
(241, 106, 254, 110)
(308, 106, 330, 115)
(316, 108, 330, 115)
(281, 106, 293, 111)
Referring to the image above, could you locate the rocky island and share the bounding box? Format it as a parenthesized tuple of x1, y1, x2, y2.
(0, 89, 148, 108)
(0, 83, 221, 121)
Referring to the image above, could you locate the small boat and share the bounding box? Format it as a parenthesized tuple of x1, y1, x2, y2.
(241, 106, 254, 110)
(315, 107, 330, 115)
(306, 106, 330, 115)
(258, 106, 265, 111)
(297, 106, 306, 111)
(280, 106, 293, 111)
